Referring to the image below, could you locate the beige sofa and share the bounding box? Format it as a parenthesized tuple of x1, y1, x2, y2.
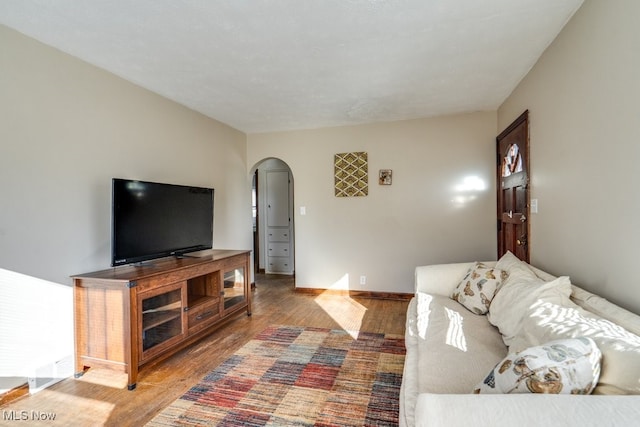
(400, 252, 640, 427)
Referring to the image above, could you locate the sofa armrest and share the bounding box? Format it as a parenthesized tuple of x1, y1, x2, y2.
(414, 262, 495, 296)
(415, 393, 640, 427)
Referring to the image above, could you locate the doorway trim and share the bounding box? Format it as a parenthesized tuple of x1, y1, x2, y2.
(250, 158, 295, 276)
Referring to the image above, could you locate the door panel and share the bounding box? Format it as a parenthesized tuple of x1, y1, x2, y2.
(266, 171, 290, 227)
(497, 111, 530, 262)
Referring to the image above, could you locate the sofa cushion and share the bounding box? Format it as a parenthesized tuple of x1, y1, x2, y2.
(451, 262, 506, 315)
(414, 293, 507, 394)
(513, 299, 640, 395)
(488, 275, 573, 347)
(474, 337, 601, 395)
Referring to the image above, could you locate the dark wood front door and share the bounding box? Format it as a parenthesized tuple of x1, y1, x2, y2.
(497, 110, 530, 262)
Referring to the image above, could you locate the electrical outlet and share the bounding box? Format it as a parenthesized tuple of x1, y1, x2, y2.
(359, 275, 366, 285)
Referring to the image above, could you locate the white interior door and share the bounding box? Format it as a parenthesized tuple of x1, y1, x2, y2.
(265, 170, 293, 274)
(266, 171, 290, 227)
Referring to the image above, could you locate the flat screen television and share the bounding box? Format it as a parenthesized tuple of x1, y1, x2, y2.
(111, 178, 214, 266)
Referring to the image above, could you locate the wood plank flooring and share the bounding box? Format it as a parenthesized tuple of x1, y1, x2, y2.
(0, 274, 409, 426)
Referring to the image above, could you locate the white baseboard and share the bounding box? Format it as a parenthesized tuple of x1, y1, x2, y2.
(28, 355, 74, 393)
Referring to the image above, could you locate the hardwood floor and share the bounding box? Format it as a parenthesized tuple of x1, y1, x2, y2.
(0, 274, 409, 426)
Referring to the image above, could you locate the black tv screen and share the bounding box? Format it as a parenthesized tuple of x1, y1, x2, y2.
(111, 178, 214, 266)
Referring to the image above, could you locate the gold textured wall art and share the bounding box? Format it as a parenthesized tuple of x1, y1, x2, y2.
(334, 152, 368, 197)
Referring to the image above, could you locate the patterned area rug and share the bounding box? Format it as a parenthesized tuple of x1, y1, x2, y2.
(147, 325, 405, 426)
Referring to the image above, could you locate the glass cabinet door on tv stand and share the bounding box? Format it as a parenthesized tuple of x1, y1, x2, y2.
(138, 282, 186, 362)
(223, 263, 247, 313)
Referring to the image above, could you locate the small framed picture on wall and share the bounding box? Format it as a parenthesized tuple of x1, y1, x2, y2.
(379, 169, 392, 185)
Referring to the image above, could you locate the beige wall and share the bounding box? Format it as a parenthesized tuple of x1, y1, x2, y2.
(498, 0, 640, 312)
(0, 24, 252, 285)
(0, 24, 251, 388)
(248, 111, 497, 293)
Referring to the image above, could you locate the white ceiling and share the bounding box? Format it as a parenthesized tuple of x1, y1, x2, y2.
(0, 0, 583, 133)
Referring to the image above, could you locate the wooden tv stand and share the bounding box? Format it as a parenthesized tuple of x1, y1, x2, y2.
(72, 249, 251, 390)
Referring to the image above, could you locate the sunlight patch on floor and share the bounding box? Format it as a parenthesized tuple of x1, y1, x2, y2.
(76, 368, 130, 389)
(313, 274, 367, 338)
(34, 389, 116, 424)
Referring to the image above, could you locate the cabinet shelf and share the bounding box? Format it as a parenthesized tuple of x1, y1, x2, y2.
(142, 309, 182, 331)
(187, 294, 218, 310)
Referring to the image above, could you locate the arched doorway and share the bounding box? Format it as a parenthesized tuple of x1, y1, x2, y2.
(251, 158, 294, 276)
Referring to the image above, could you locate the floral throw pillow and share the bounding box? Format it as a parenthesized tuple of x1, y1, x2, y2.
(451, 262, 506, 315)
(473, 337, 602, 395)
